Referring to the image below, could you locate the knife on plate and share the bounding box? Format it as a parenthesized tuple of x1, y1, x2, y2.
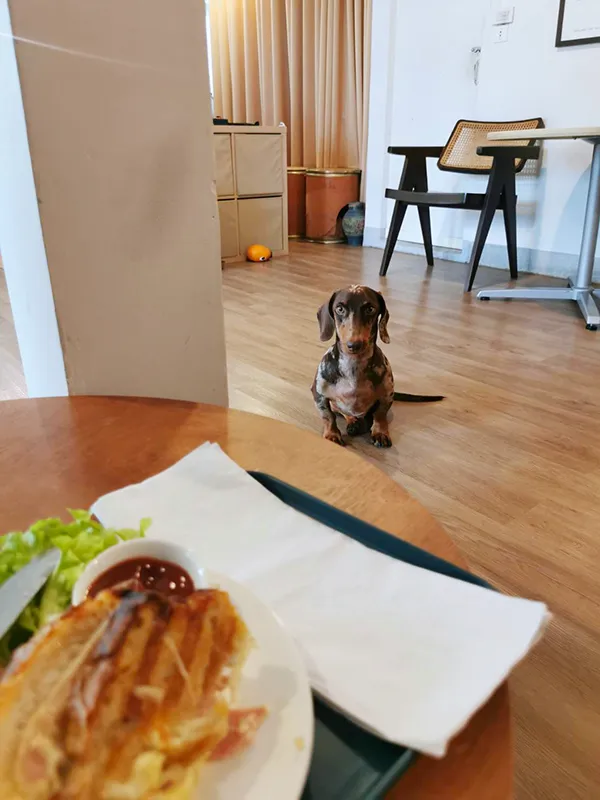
(0, 549, 61, 640)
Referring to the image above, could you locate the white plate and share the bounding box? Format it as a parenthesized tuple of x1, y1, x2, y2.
(201, 569, 314, 800)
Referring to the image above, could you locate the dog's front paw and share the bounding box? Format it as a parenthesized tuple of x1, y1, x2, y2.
(371, 432, 392, 448)
(347, 419, 368, 437)
(324, 430, 345, 446)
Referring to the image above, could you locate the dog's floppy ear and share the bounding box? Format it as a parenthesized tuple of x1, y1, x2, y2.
(376, 292, 390, 343)
(317, 292, 338, 341)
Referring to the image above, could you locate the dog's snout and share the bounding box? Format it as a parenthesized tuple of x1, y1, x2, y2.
(347, 340, 364, 354)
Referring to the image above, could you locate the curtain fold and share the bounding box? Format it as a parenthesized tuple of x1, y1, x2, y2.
(210, 0, 372, 178)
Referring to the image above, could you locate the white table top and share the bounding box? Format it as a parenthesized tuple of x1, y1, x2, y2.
(489, 126, 600, 142)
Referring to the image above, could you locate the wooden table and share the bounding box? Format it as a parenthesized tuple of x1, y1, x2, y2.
(479, 126, 600, 330)
(0, 397, 513, 799)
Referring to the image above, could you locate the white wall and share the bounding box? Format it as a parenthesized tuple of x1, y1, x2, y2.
(364, 0, 600, 278)
(0, 0, 68, 397)
(365, 0, 484, 253)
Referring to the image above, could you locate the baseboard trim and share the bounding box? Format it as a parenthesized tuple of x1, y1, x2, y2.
(363, 226, 600, 280)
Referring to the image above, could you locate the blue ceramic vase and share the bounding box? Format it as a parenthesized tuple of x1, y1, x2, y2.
(342, 202, 365, 246)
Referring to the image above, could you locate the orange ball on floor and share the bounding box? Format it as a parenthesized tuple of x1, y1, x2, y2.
(246, 244, 272, 262)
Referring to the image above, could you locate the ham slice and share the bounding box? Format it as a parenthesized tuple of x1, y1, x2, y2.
(209, 707, 268, 761)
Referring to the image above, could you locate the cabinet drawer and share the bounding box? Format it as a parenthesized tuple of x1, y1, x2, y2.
(238, 196, 283, 253)
(214, 134, 235, 197)
(234, 134, 284, 196)
(218, 200, 238, 258)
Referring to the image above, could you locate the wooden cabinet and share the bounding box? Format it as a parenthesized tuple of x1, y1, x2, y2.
(235, 135, 284, 196)
(213, 125, 288, 262)
(217, 201, 238, 258)
(238, 196, 284, 253)
(213, 134, 235, 197)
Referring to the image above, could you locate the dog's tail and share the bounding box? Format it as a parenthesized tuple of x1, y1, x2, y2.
(393, 392, 445, 403)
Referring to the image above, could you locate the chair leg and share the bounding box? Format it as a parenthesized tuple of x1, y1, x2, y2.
(413, 156, 434, 267)
(379, 157, 421, 277)
(464, 171, 503, 292)
(380, 201, 408, 276)
(502, 170, 518, 280)
(418, 207, 434, 267)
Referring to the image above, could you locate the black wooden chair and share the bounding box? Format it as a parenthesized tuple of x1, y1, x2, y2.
(379, 118, 544, 291)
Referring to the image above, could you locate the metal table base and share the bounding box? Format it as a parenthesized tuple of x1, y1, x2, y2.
(478, 139, 600, 330)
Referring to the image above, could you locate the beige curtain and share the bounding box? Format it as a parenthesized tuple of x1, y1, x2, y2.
(209, 0, 372, 176)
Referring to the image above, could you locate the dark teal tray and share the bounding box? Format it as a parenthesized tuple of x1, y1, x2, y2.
(248, 472, 491, 800)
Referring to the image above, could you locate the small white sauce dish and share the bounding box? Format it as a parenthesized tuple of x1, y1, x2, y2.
(72, 539, 206, 606)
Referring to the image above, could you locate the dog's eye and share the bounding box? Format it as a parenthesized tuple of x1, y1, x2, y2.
(335, 304, 346, 315)
(364, 305, 376, 316)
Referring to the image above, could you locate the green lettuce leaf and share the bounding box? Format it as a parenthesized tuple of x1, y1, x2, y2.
(0, 510, 149, 665)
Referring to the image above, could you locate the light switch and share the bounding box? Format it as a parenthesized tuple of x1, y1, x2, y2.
(494, 7, 515, 25)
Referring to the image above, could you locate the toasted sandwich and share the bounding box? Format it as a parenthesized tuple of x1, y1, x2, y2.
(0, 588, 265, 800)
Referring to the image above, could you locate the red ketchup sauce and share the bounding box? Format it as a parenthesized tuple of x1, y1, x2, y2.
(87, 557, 195, 600)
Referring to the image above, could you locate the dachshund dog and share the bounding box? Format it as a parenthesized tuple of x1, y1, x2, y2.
(312, 285, 443, 448)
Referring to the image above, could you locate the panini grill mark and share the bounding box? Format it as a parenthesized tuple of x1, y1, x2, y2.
(61, 595, 170, 799)
(146, 592, 244, 763)
(89, 592, 151, 660)
(161, 604, 197, 709)
(63, 593, 151, 745)
(203, 593, 247, 701)
(162, 591, 221, 710)
(142, 602, 192, 702)
(169, 593, 217, 712)
(103, 600, 193, 785)
(104, 591, 247, 786)
(123, 600, 173, 722)
(143, 603, 192, 702)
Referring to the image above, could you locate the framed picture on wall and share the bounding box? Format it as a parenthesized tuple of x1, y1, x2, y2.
(556, 0, 600, 47)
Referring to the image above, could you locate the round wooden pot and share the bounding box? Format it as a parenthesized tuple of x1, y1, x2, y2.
(305, 168, 361, 243)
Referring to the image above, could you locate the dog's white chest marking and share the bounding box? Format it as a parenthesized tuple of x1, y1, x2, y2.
(318, 373, 375, 418)
(329, 378, 358, 415)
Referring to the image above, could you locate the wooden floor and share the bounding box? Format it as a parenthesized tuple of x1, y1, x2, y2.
(2, 245, 600, 798)
(223, 243, 600, 800)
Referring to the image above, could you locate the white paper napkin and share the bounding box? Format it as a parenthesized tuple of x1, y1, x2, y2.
(92, 442, 549, 757)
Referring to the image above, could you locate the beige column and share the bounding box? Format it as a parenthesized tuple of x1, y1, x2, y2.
(6, 0, 227, 404)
